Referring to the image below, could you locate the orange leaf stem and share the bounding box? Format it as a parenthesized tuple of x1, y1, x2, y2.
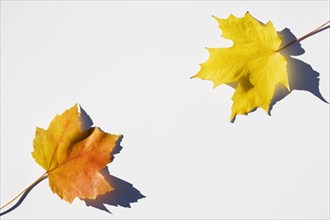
(278, 20, 330, 52)
(0, 172, 48, 210)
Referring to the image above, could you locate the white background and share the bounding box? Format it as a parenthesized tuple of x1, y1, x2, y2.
(1, 1, 329, 219)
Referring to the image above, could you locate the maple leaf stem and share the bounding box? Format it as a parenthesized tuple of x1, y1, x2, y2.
(0, 172, 48, 211)
(278, 20, 330, 52)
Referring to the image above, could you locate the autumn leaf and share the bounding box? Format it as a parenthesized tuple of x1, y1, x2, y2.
(1, 104, 144, 215)
(191, 12, 325, 122)
(32, 104, 122, 203)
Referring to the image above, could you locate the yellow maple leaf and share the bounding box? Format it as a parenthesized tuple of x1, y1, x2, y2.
(192, 12, 290, 122)
(32, 104, 122, 203)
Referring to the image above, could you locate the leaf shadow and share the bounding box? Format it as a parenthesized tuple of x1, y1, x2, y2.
(80, 106, 145, 213)
(83, 167, 146, 213)
(269, 27, 329, 113)
(230, 24, 329, 122)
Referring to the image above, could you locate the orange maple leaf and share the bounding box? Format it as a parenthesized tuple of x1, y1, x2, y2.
(32, 104, 122, 203)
